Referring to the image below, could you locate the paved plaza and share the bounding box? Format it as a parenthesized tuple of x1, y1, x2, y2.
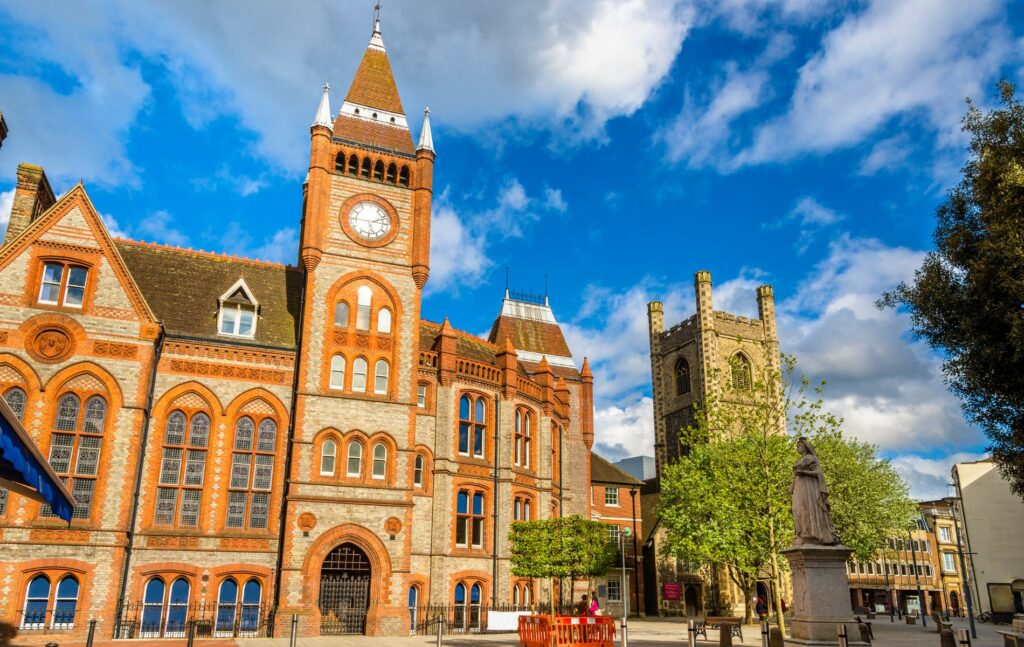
(24, 616, 1006, 647)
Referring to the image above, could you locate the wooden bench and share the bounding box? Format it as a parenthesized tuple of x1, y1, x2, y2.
(694, 617, 743, 641)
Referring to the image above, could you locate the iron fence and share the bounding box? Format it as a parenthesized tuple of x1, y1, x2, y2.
(410, 603, 578, 636)
(114, 601, 275, 639)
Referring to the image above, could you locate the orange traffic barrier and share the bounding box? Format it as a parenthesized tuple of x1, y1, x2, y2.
(518, 615, 616, 647)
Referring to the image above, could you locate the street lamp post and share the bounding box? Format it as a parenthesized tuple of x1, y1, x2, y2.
(882, 550, 894, 622)
(620, 527, 632, 647)
(945, 497, 976, 639)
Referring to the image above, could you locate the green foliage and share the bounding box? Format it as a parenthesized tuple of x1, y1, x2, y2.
(658, 353, 917, 624)
(880, 81, 1024, 497)
(509, 515, 616, 580)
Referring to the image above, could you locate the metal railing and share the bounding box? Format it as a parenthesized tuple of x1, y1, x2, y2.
(114, 601, 275, 639)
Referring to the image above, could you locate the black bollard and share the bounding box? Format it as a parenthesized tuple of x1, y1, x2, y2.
(761, 621, 770, 647)
(186, 620, 195, 647)
(290, 614, 298, 647)
(86, 619, 97, 647)
(688, 620, 697, 647)
(435, 616, 443, 647)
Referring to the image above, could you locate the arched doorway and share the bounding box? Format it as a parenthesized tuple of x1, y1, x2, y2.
(319, 543, 371, 634)
(684, 585, 700, 617)
(950, 591, 960, 617)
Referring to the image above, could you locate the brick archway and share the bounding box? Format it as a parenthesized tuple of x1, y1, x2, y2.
(299, 524, 393, 635)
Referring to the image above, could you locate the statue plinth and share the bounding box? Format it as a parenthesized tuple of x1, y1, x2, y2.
(783, 543, 867, 647)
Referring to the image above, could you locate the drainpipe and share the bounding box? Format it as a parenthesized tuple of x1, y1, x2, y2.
(492, 393, 500, 606)
(272, 267, 308, 619)
(112, 327, 164, 638)
(630, 487, 639, 616)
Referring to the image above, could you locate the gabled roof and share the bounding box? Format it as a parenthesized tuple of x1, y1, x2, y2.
(590, 452, 644, 486)
(115, 241, 302, 349)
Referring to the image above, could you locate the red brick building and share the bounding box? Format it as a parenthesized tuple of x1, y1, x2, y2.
(0, 17, 596, 639)
(589, 453, 643, 616)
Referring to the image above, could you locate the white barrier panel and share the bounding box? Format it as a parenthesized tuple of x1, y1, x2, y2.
(487, 611, 532, 632)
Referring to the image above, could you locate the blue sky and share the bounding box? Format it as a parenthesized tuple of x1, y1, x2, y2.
(1, 0, 1021, 499)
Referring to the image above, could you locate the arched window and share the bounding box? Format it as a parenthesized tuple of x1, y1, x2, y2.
(4, 386, 26, 420)
(216, 579, 238, 634)
(352, 358, 368, 392)
(458, 394, 487, 458)
(51, 575, 79, 628)
(330, 355, 346, 390)
(675, 358, 691, 395)
(155, 410, 209, 527)
(347, 441, 363, 477)
(514, 411, 522, 467)
(356, 286, 372, 330)
(377, 307, 392, 334)
(165, 578, 190, 637)
(44, 392, 106, 519)
(240, 580, 262, 632)
(399, 165, 410, 187)
(512, 584, 520, 607)
(524, 498, 531, 521)
(360, 157, 371, 178)
(386, 163, 397, 184)
(455, 489, 485, 548)
(469, 583, 482, 629)
(334, 301, 350, 327)
(454, 583, 467, 629)
(22, 575, 50, 629)
(414, 454, 424, 487)
(371, 442, 387, 479)
(523, 583, 532, 606)
(348, 154, 359, 175)
(513, 497, 521, 520)
(141, 578, 165, 636)
(321, 439, 337, 476)
(335, 152, 346, 172)
(731, 353, 752, 390)
(374, 360, 389, 395)
(226, 415, 276, 530)
(408, 586, 419, 632)
(373, 160, 385, 181)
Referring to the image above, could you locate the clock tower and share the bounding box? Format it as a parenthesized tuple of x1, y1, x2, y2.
(280, 14, 435, 633)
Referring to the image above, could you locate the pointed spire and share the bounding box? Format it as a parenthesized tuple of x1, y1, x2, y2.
(580, 357, 592, 379)
(369, 3, 385, 51)
(417, 107, 434, 152)
(312, 83, 332, 128)
(500, 335, 518, 356)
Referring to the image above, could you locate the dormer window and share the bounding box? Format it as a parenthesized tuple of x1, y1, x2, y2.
(218, 278, 258, 338)
(38, 262, 88, 307)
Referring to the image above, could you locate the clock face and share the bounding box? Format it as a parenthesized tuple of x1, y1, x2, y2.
(348, 202, 391, 241)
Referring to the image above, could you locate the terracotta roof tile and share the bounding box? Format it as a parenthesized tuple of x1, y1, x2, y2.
(345, 48, 405, 115)
(420, 321, 499, 364)
(332, 115, 414, 155)
(488, 316, 573, 358)
(115, 241, 302, 349)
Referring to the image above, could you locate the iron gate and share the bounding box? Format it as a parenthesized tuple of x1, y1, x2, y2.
(319, 544, 371, 635)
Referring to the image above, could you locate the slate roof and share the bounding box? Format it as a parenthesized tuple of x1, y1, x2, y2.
(590, 452, 644, 486)
(115, 241, 302, 349)
(487, 316, 573, 359)
(420, 321, 501, 365)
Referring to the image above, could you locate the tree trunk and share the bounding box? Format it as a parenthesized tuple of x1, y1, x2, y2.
(768, 522, 787, 635)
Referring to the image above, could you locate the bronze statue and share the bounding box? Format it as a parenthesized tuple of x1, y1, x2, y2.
(792, 436, 840, 545)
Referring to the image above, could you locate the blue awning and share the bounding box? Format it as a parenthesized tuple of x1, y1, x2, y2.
(0, 398, 75, 522)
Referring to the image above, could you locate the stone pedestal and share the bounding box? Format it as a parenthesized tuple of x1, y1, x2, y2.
(783, 544, 868, 647)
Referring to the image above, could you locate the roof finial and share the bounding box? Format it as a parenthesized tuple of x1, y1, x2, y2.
(312, 82, 332, 128)
(369, 3, 385, 51)
(417, 106, 434, 152)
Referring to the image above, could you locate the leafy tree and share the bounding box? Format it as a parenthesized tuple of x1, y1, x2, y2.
(510, 515, 616, 612)
(880, 81, 1024, 497)
(658, 354, 916, 631)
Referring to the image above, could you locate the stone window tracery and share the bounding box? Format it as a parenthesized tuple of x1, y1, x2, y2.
(42, 392, 107, 520)
(155, 410, 210, 527)
(731, 353, 752, 390)
(675, 358, 691, 395)
(226, 414, 276, 530)
(457, 394, 487, 458)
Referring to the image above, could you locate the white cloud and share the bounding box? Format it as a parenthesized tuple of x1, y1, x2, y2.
(99, 212, 129, 239)
(738, 0, 1012, 166)
(890, 452, 986, 501)
(594, 397, 655, 461)
(0, 0, 692, 180)
(858, 134, 913, 176)
(0, 188, 14, 239)
(135, 210, 190, 247)
(543, 187, 568, 213)
(428, 201, 491, 294)
(769, 196, 846, 253)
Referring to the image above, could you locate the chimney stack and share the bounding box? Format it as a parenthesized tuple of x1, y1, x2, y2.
(5, 164, 55, 246)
